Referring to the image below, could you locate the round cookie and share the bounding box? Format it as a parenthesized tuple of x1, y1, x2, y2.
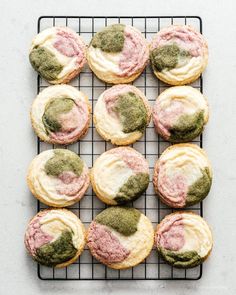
(150, 25, 208, 85)
(94, 85, 151, 145)
(87, 207, 154, 269)
(31, 85, 91, 145)
(24, 209, 86, 268)
(29, 27, 86, 84)
(27, 149, 90, 207)
(87, 24, 149, 84)
(153, 144, 212, 208)
(91, 147, 150, 205)
(153, 86, 209, 142)
(155, 211, 213, 268)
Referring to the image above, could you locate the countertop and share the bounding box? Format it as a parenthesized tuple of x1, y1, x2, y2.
(0, 0, 235, 294)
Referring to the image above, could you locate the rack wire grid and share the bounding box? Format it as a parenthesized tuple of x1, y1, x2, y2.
(36, 15, 204, 281)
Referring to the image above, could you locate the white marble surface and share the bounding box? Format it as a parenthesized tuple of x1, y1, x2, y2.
(0, 0, 236, 294)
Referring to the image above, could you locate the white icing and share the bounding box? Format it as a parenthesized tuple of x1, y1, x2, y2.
(87, 46, 121, 77)
(160, 144, 212, 186)
(160, 56, 204, 82)
(156, 86, 208, 121)
(180, 213, 213, 257)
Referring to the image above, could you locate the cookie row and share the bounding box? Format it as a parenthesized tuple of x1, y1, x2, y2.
(29, 24, 208, 86)
(31, 84, 209, 145)
(27, 144, 212, 208)
(24, 207, 213, 269)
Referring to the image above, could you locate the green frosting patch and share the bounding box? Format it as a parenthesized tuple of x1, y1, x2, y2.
(159, 248, 203, 268)
(44, 150, 83, 177)
(114, 173, 149, 204)
(169, 111, 205, 143)
(114, 92, 148, 133)
(29, 46, 63, 81)
(42, 97, 75, 133)
(35, 231, 77, 267)
(150, 43, 190, 72)
(186, 167, 212, 206)
(95, 207, 141, 236)
(91, 24, 125, 53)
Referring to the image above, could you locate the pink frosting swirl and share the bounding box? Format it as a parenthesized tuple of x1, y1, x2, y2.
(157, 163, 188, 208)
(155, 214, 185, 251)
(49, 99, 89, 144)
(108, 147, 149, 174)
(87, 222, 130, 264)
(53, 28, 86, 68)
(56, 166, 90, 201)
(150, 25, 206, 57)
(153, 100, 185, 138)
(118, 26, 149, 77)
(24, 212, 53, 256)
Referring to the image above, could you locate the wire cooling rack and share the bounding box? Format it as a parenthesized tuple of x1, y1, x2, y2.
(36, 16, 203, 280)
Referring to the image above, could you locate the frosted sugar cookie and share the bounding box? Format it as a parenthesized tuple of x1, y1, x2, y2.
(153, 144, 212, 208)
(31, 85, 91, 145)
(87, 24, 149, 84)
(24, 209, 85, 267)
(94, 85, 151, 145)
(153, 86, 209, 142)
(87, 207, 154, 269)
(150, 25, 208, 85)
(29, 27, 86, 84)
(27, 149, 90, 207)
(91, 147, 149, 205)
(155, 212, 213, 268)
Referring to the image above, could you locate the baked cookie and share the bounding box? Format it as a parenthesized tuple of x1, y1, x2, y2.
(150, 25, 208, 85)
(87, 207, 154, 269)
(153, 144, 212, 208)
(24, 209, 85, 267)
(155, 211, 213, 268)
(87, 24, 149, 84)
(94, 85, 151, 145)
(27, 149, 90, 207)
(31, 85, 91, 145)
(29, 27, 86, 84)
(153, 86, 209, 142)
(91, 147, 150, 205)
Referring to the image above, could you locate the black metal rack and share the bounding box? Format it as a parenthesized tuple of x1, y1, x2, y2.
(36, 16, 203, 280)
